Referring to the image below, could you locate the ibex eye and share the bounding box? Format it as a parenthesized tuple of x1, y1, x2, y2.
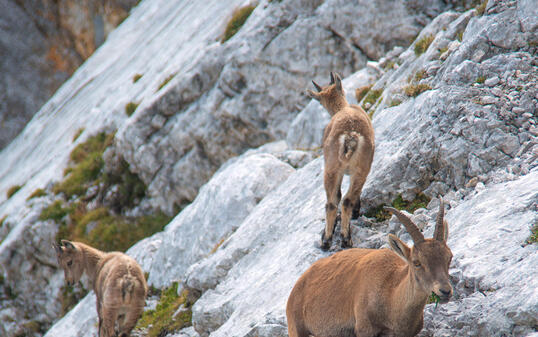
(413, 261, 421, 267)
(67, 261, 72, 266)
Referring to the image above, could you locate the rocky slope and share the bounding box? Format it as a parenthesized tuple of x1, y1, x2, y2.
(0, 0, 138, 150)
(0, 0, 537, 336)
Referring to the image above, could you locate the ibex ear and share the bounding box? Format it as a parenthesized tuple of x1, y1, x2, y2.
(61, 240, 75, 250)
(388, 234, 411, 262)
(334, 72, 343, 93)
(306, 89, 320, 101)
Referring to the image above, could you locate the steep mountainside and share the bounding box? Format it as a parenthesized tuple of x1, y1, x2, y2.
(0, 0, 536, 336)
(0, 0, 138, 150)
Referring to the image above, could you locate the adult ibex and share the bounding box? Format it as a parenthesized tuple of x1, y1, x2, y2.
(53, 240, 147, 337)
(307, 72, 375, 250)
(286, 200, 453, 337)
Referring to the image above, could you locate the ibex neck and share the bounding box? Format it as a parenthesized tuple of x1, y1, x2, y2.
(392, 266, 428, 332)
(78, 243, 107, 283)
(326, 96, 349, 116)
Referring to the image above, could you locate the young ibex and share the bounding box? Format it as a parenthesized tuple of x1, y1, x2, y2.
(53, 240, 147, 337)
(286, 200, 453, 337)
(307, 72, 375, 250)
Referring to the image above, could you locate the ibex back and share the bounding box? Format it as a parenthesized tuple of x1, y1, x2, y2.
(307, 72, 375, 249)
(54, 240, 147, 337)
(286, 200, 453, 337)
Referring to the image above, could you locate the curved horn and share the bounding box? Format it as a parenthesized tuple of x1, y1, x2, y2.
(330, 72, 335, 84)
(312, 80, 322, 92)
(384, 206, 425, 244)
(434, 198, 445, 241)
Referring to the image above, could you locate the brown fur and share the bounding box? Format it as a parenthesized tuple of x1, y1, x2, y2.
(286, 201, 453, 337)
(53, 240, 147, 337)
(307, 72, 375, 249)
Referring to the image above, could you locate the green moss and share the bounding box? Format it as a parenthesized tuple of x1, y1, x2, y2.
(6, 185, 22, 199)
(362, 88, 383, 111)
(133, 74, 143, 83)
(125, 102, 139, 117)
(27, 188, 47, 200)
(60, 284, 88, 317)
(414, 69, 427, 82)
(72, 128, 85, 142)
(40, 200, 74, 223)
(222, 5, 256, 42)
(475, 0, 488, 15)
(355, 85, 373, 103)
(526, 224, 538, 244)
(136, 282, 193, 337)
(389, 99, 402, 107)
(365, 193, 431, 223)
(54, 133, 114, 198)
(476, 76, 486, 84)
(456, 30, 464, 42)
(157, 73, 176, 91)
(403, 83, 432, 97)
(414, 34, 434, 55)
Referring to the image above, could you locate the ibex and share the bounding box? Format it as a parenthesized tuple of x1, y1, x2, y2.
(307, 72, 375, 249)
(53, 240, 147, 337)
(286, 200, 453, 337)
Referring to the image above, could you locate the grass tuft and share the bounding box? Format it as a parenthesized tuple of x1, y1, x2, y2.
(362, 88, 383, 111)
(475, 0, 488, 15)
(414, 34, 434, 55)
(526, 224, 538, 244)
(157, 74, 176, 91)
(365, 193, 431, 223)
(355, 85, 373, 103)
(133, 74, 143, 83)
(222, 5, 256, 42)
(125, 102, 139, 117)
(136, 282, 194, 337)
(476, 76, 486, 84)
(414, 69, 427, 82)
(403, 83, 432, 97)
(27, 188, 47, 200)
(6, 185, 22, 199)
(72, 128, 85, 142)
(389, 99, 402, 107)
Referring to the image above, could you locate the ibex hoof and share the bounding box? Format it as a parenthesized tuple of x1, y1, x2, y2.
(341, 236, 353, 249)
(320, 232, 332, 251)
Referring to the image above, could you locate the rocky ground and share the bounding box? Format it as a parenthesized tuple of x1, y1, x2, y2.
(0, 0, 536, 336)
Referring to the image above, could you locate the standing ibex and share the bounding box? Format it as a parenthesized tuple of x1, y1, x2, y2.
(307, 72, 375, 249)
(286, 200, 453, 337)
(53, 240, 147, 337)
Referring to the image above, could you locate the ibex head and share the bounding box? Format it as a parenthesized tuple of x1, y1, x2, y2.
(306, 72, 347, 116)
(53, 240, 84, 286)
(385, 199, 453, 303)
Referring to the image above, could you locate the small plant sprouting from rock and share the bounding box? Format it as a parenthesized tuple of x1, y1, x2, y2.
(414, 69, 427, 82)
(72, 128, 85, 142)
(27, 188, 47, 200)
(403, 83, 432, 97)
(365, 193, 431, 223)
(476, 76, 486, 84)
(384, 61, 396, 70)
(456, 30, 464, 42)
(6, 185, 22, 199)
(355, 85, 373, 103)
(414, 34, 434, 55)
(475, 0, 488, 16)
(133, 74, 143, 83)
(222, 5, 256, 43)
(526, 224, 538, 244)
(389, 99, 402, 107)
(157, 73, 176, 91)
(362, 88, 383, 111)
(136, 282, 194, 337)
(125, 102, 139, 117)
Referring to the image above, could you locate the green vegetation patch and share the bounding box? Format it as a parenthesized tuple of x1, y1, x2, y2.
(136, 282, 194, 337)
(157, 73, 176, 91)
(404, 83, 432, 97)
(365, 193, 431, 223)
(526, 224, 538, 244)
(475, 0, 488, 15)
(133, 74, 143, 83)
(414, 34, 434, 55)
(53, 132, 114, 198)
(389, 99, 402, 107)
(476, 76, 486, 84)
(72, 128, 85, 142)
(6, 185, 22, 199)
(222, 5, 256, 42)
(355, 85, 373, 103)
(414, 69, 427, 82)
(125, 102, 139, 117)
(27, 188, 47, 200)
(428, 292, 441, 307)
(362, 88, 383, 111)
